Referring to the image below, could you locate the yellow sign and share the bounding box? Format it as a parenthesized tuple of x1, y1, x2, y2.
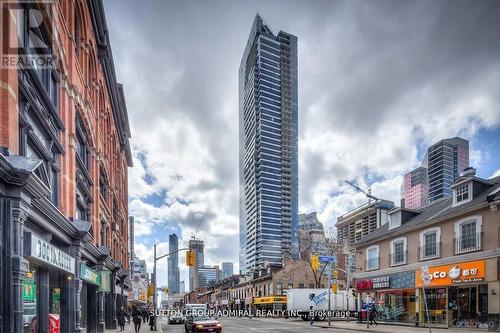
(254, 296, 287, 304)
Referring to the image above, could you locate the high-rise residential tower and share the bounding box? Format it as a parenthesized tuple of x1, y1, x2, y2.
(239, 15, 299, 274)
(222, 262, 234, 278)
(401, 137, 469, 208)
(188, 239, 204, 290)
(168, 234, 180, 295)
(426, 137, 469, 203)
(401, 166, 427, 209)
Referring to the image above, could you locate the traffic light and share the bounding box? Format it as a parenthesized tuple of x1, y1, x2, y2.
(311, 255, 319, 271)
(186, 249, 196, 266)
(162, 287, 169, 293)
(147, 284, 155, 297)
(331, 284, 338, 294)
(332, 270, 338, 279)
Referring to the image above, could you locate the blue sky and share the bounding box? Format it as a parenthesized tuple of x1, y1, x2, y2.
(104, 0, 500, 287)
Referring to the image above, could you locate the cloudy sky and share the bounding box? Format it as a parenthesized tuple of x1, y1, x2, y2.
(104, 0, 500, 288)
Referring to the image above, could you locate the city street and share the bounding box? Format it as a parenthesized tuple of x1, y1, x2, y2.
(160, 317, 348, 333)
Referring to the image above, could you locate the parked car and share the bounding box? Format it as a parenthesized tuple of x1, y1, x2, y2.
(184, 313, 222, 332)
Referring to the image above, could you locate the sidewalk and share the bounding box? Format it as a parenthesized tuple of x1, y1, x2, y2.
(105, 320, 155, 333)
(318, 320, 496, 333)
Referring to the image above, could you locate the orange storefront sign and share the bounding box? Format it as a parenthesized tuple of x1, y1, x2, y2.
(416, 260, 485, 287)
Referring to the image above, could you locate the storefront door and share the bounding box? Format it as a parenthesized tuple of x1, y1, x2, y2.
(449, 286, 477, 322)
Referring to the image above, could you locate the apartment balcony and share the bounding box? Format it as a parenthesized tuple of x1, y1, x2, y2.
(454, 232, 482, 255)
(419, 242, 441, 261)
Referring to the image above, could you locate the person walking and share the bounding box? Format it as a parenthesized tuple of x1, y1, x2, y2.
(132, 306, 143, 333)
(369, 305, 378, 326)
(117, 307, 127, 331)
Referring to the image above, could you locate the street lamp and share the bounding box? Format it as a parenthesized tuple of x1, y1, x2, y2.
(152, 244, 189, 330)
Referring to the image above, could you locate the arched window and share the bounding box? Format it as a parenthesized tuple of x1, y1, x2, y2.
(74, 5, 83, 55)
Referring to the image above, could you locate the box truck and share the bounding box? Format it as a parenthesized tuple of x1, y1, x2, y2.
(286, 289, 356, 321)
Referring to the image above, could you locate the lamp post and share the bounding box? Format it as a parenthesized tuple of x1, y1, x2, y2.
(152, 244, 189, 330)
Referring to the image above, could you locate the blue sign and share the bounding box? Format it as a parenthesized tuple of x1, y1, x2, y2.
(318, 255, 335, 263)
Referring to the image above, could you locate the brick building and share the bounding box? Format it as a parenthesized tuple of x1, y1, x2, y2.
(0, 0, 131, 332)
(353, 168, 500, 329)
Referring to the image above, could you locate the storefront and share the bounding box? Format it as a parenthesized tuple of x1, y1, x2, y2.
(80, 262, 101, 333)
(253, 296, 287, 312)
(355, 271, 416, 324)
(416, 259, 496, 329)
(23, 232, 76, 333)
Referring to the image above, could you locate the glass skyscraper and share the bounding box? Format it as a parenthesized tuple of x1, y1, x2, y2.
(425, 137, 469, 203)
(239, 15, 299, 274)
(401, 137, 469, 208)
(167, 234, 180, 295)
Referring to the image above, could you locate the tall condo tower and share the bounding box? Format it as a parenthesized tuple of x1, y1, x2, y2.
(239, 15, 299, 274)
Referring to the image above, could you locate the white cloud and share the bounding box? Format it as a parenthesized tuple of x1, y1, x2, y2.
(490, 170, 500, 179)
(104, 0, 500, 283)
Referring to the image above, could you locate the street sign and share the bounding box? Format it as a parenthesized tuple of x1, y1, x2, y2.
(318, 255, 335, 263)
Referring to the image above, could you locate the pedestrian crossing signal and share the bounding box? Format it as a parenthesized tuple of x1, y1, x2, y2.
(186, 250, 196, 267)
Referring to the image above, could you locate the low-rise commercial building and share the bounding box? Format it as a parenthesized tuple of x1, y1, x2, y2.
(353, 169, 500, 329)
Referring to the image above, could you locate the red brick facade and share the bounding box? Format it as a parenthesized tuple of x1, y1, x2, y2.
(0, 0, 132, 267)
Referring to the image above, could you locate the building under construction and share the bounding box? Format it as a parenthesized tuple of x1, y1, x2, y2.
(336, 199, 394, 276)
(337, 199, 394, 246)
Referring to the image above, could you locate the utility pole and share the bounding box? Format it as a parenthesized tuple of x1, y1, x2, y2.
(328, 261, 332, 326)
(152, 244, 189, 331)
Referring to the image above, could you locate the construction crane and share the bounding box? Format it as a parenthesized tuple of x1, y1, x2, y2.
(344, 180, 380, 202)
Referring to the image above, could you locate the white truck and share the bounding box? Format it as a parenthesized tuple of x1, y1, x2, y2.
(286, 289, 357, 321)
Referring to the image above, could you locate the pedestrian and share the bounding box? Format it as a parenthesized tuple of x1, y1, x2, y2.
(117, 306, 127, 331)
(369, 306, 378, 326)
(149, 310, 156, 331)
(309, 305, 314, 325)
(132, 306, 142, 333)
(142, 307, 148, 324)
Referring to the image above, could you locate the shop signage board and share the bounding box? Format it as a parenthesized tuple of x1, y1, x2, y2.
(416, 260, 485, 287)
(98, 270, 111, 292)
(24, 232, 75, 274)
(253, 296, 287, 304)
(80, 263, 100, 285)
(356, 271, 414, 290)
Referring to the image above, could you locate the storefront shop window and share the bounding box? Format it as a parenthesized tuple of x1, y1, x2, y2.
(422, 288, 447, 325)
(374, 290, 416, 324)
(23, 269, 38, 333)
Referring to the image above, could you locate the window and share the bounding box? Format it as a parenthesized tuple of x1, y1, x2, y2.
(19, 97, 61, 206)
(390, 237, 407, 266)
(461, 222, 476, 248)
(99, 169, 108, 199)
(453, 182, 472, 206)
(454, 216, 482, 254)
(75, 115, 89, 170)
(419, 227, 440, 260)
(366, 245, 379, 271)
(388, 210, 401, 229)
(276, 283, 282, 295)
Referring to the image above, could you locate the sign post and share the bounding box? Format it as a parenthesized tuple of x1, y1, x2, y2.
(421, 266, 432, 333)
